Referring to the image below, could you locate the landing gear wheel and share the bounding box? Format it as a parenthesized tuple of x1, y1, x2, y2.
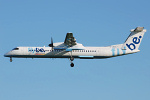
(70, 63, 74, 67)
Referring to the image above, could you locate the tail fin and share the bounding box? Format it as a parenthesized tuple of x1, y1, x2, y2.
(122, 27, 146, 51)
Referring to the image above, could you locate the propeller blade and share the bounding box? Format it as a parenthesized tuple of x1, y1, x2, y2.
(51, 37, 53, 45)
(48, 37, 54, 51)
(48, 37, 53, 47)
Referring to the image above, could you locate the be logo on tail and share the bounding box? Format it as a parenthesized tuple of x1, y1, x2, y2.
(126, 36, 142, 50)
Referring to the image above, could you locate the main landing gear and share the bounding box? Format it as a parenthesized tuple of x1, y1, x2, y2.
(70, 57, 74, 67)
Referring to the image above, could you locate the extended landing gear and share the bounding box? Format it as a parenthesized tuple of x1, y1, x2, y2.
(70, 57, 74, 67)
(70, 63, 74, 67)
(70, 57, 74, 61)
(69, 50, 74, 67)
(10, 57, 12, 62)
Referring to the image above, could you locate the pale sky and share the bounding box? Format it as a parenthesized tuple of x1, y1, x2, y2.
(1, 0, 150, 100)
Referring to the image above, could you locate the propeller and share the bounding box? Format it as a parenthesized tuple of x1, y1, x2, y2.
(48, 37, 54, 51)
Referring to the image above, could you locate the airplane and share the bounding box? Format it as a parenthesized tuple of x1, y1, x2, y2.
(4, 27, 146, 67)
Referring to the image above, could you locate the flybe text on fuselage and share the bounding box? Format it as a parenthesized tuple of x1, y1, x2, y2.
(28, 48, 45, 53)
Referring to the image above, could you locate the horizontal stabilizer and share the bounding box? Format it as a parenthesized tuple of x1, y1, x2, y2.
(133, 27, 144, 32)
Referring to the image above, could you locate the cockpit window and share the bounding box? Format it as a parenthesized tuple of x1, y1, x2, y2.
(12, 48, 19, 50)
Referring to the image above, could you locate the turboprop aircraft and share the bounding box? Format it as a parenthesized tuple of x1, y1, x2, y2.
(4, 27, 146, 67)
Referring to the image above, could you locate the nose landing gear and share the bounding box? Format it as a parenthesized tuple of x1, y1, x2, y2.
(10, 57, 12, 62)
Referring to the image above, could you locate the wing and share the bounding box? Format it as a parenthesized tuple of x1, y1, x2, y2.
(54, 33, 85, 51)
(64, 33, 76, 47)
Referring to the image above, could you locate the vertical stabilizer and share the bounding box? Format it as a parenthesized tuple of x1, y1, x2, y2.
(122, 27, 146, 51)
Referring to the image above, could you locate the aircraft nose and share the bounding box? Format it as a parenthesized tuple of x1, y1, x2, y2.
(4, 51, 12, 57)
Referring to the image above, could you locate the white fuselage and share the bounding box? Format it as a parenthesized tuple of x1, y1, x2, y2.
(4, 44, 139, 59)
(4, 27, 146, 67)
